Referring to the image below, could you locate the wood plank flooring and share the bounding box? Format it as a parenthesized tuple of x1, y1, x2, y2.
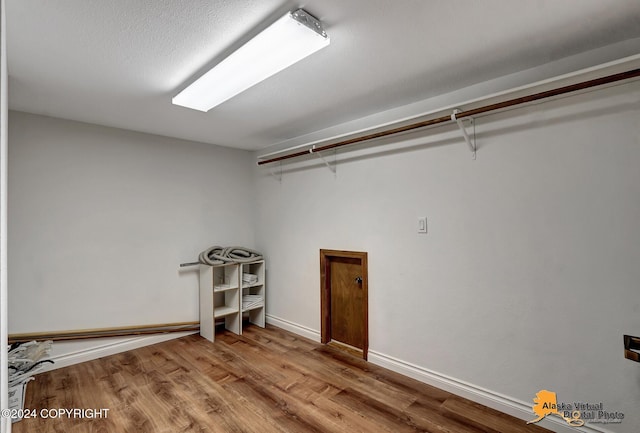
(14, 325, 550, 433)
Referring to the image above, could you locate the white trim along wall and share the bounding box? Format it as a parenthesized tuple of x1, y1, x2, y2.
(1, 0, 10, 432)
(267, 316, 607, 433)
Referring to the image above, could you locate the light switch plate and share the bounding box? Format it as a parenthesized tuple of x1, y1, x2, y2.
(418, 217, 427, 233)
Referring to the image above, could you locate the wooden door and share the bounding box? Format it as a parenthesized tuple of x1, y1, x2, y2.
(320, 250, 368, 359)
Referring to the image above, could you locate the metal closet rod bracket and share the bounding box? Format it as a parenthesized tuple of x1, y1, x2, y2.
(311, 145, 336, 173)
(451, 109, 476, 160)
(269, 166, 282, 182)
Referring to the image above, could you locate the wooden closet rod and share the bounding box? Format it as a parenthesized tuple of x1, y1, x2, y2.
(257, 67, 640, 166)
(8, 321, 200, 343)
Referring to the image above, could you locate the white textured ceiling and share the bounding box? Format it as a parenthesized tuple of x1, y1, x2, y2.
(6, 0, 640, 150)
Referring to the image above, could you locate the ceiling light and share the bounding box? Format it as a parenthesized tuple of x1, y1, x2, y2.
(172, 9, 330, 112)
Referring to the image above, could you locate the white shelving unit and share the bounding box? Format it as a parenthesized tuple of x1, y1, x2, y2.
(199, 263, 240, 342)
(240, 260, 265, 330)
(199, 259, 265, 343)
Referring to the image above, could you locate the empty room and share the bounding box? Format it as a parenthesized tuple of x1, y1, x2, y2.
(1, 1, 640, 432)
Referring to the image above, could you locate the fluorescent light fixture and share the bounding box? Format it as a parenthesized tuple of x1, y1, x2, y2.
(172, 9, 330, 112)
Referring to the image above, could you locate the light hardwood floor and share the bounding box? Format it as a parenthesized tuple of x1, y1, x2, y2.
(14, 325, 550, 433)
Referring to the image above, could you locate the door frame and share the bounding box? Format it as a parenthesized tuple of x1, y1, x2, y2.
(320, 249, 368, 359)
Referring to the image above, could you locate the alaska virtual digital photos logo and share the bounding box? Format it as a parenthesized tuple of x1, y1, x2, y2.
(527, 390, 624, 427)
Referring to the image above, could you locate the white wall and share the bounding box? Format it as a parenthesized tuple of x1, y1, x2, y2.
(254, 81, 640, 432)
(8, 112, 255, 338)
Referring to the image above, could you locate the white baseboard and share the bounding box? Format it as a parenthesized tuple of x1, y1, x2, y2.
(42, 331, 197, 373)
(263, 315, 611, 433)
(265, 314, 321, 342)
(368, 350, 612, 433)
